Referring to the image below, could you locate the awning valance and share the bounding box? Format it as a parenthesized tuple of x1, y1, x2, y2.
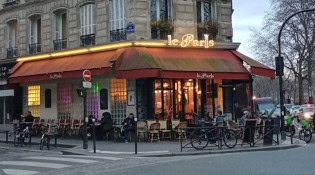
(8, 50, 118, 83)
(230, 51, 275, 79)
(116, 47, 251, 80)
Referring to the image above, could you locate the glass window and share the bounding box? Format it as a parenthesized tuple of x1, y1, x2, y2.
(45, 89, 51, 108)
(80, 3, 96, 35)
(110, 79, 126, 124)
(197, 1, 214, 23)
(27, 85, 40, 117)
(58, 84, 72, 120)
(87, 82, 99, 119)
(151, 0, 172, 21)
(110, 0, 126, 30)
(100, 88, 109, 110)
(29, 16, 41, 44)
(55, 11, 67, 40)
(8, 20, 17, 48)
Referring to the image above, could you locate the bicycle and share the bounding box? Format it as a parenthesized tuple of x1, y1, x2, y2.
(285, 115, 300, 137)
(190, 125, 237, 150)
(13, 126, 30, 147)
(298, 119, 312, 143)
(39, 123, 58, 150)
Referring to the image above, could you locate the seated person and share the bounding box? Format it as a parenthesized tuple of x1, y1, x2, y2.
(215, 111, 225, 126)
(121, 113, 136, 143)
(20, 111, 34, 132)
(96, 112, 113, 140)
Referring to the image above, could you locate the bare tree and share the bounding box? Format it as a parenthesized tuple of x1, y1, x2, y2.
(249, 0, 315, 104)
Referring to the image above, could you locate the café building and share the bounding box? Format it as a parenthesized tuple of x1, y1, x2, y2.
(7, 34, 275, 124)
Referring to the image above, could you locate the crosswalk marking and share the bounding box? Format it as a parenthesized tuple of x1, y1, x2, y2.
(23, 156, 98, 164)
(0, 161, 71, 169)
(64, 155, 123, 161)
(3, 169, 40, 175)
(91, 150, 169, 154)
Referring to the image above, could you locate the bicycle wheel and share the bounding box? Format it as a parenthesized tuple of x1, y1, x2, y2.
(285, 125, 296, 137)
(223, 129, 237, 148)
(190, 129, 209, 150)
(13, 135, 19, 147)
(299, 129, 312, 143)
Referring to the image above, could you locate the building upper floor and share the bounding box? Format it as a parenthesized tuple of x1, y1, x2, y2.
(0, 0, 233, 61)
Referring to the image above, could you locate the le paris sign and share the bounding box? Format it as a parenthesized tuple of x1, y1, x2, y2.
(82, 70, 92, 89)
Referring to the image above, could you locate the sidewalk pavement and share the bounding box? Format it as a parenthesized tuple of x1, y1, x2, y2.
(0, 133, 305, 157)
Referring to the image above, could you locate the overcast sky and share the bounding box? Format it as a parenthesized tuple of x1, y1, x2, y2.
(232, 0, 271, 58)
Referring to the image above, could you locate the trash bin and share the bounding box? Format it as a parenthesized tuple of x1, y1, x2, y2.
(263, 118, 274, 145)
(272, 117, 280, 134)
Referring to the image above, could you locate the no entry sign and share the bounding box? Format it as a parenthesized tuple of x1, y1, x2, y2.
(83, 70, 91, 82)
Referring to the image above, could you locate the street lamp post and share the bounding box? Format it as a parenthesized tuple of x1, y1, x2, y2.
(277, 9, 315, 140)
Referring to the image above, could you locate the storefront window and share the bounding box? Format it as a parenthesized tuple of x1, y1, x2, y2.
(163, 79, 173, 119)
(58, 84, 72, 120)
(110, 79, 126, 124)
(154, 79, 162, 118)
(100, 88, 108, 110)
(45, 89, 51, 108)
(27, 85, 40, 117)
(87, 82, 99, 119)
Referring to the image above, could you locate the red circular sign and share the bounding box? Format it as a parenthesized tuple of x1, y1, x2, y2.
(83, 70, 91, 82)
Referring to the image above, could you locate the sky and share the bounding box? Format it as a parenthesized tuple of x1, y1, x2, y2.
(232, 0, 271, 58)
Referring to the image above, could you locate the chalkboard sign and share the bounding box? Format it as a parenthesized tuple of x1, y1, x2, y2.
(100, 88, 108, 110)
(242, 119, 257, 144)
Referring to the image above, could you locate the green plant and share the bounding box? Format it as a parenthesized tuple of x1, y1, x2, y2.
(151, 19, 174, 39)
(197, 20, 218, 39)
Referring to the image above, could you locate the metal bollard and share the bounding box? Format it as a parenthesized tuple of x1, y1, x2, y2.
(135, 118, 138, 155)
(92, 118, 96, 154)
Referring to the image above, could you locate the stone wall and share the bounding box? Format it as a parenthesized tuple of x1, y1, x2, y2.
(0, 0, 234, 61)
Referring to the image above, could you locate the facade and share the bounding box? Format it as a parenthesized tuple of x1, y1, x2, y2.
(0, 0, 274, 126)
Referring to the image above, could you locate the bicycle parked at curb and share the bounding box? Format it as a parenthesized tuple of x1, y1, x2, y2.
(298, 119, 312, 143)
(190, 126, 237, 150)
(39, 123, 58, 150)
(285, 115, 300, 137)
(13, 125, 30, 147)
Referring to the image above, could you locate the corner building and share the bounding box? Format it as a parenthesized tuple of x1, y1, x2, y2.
(0, 0, 274, 125)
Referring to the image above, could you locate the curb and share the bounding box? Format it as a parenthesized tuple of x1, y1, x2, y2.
(0, 140, 77, 149)
(61, 144, 302, 157)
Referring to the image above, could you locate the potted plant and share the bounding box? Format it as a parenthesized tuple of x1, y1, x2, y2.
(197, 20, 218, 40)
(151, 19, 174, 39)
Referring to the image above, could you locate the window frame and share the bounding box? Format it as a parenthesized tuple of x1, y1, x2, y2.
(29, 15, 41, 44)
(80, 3, 96, 36)
(110, 0, 127, 31)
(151, 0, 173, 21)
(197, 1, 216, 23)
(8, 20, 17, 48)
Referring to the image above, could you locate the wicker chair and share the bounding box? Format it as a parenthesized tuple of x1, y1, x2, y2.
(149, 122, 160, 143)
(137, 121, 148, 142)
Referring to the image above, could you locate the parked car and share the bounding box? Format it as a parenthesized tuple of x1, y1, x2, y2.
(284, 104, 294, 111)
(298, 107, 315, 121)
(253, 97, 276, 115)
(290, 105, 301, 116)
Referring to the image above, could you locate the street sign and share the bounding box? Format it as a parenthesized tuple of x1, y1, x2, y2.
(126, 22, 135, 33)
(82, 81, 92, 89)
(83, 70, 91, 82)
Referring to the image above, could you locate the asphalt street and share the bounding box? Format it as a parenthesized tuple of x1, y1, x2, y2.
(0, 140, 314, 175)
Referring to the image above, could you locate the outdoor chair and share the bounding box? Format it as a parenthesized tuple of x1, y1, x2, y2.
(70, 119, 80, 136)
(32, 118, 40, 135)
(175, 122, 187, 140)
(149, 122, 160, 143)
(241, 119, 257, 147)
(159, 120, 171, 140)
(137, 121, 148, 142)
(228, 120, 243, 138)
(172, 119, 180, 139)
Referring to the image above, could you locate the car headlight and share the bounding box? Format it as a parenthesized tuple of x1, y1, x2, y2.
(305, 113, 311, 119)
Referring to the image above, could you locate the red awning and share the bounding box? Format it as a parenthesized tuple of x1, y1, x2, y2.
(116, 47, 250, 80)
(230, 51, 275, 79)
(8, 50, 118, 83)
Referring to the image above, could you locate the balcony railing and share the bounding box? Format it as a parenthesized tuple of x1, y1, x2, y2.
(110, 29, 127, 42)
(53, 39, 67, 51)
(80, 34, 95, 46)
(151, 29, 172, 40)
(3, 0, 19, 7)
(29, 43, 41, 54)
(7, 47, 18, 58)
